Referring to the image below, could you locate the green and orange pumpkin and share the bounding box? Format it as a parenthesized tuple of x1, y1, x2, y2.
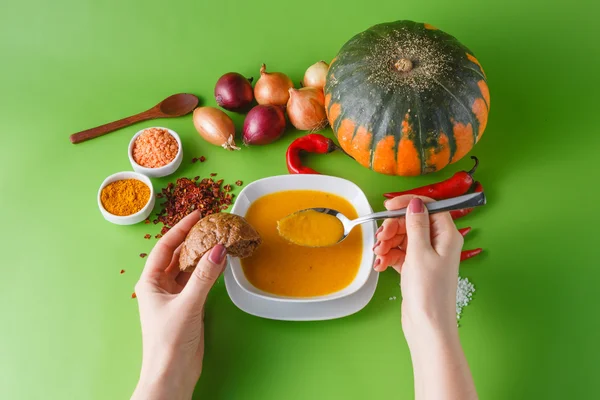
(324, 21, 490, 176)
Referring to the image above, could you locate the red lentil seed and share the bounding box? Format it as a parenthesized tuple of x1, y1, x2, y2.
(120, 269, 125, 274)
(131, 292, 137, 299)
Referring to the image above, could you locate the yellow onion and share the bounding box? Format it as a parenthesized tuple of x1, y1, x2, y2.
(192, 107, 240, 150)
(286, 87, 328, 131)
(254, 64, 294, 106)
(302, 61, 329, 89)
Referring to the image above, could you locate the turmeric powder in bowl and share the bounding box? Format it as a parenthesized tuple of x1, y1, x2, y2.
(100, 179, 150, 216)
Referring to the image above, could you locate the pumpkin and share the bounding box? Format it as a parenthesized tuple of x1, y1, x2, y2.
(324, 21, 490, 176)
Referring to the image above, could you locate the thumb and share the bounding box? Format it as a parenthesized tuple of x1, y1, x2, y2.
(182, 244, 227, 305)
(405, 198, 432, 253)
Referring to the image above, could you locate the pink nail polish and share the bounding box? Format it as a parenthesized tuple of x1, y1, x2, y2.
(209, 244, 227, 264)
(409, 198, 424, 214)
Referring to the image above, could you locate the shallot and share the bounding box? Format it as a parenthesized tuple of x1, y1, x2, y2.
(302, 61, 329, 89)
(192, 107, 240, 150)
(286, 87, 328, 131)
(214, 72, 254, 112)
(254, 64, 294, 106)
(243, 105, 286, 145)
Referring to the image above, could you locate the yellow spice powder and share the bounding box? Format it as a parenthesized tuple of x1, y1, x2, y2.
(101, 179, 150, 216)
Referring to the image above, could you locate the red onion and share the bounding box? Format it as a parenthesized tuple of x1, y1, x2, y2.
(254, 64, 294, 106)
(243, 105, 287, 145)
(214, 72, 254, 112)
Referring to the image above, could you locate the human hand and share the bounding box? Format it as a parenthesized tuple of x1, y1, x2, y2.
(131, 211, 227, 400)
(373, 196, 464, 337)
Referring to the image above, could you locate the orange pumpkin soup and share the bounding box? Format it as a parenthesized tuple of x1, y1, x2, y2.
(277, 209, 344, 247)
(241, 190, 362, 297)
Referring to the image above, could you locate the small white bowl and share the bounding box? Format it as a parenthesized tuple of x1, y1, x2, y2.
(128, 127, 183, 178)
(229, 174, 376, 303)
(98, 171, 155, 225)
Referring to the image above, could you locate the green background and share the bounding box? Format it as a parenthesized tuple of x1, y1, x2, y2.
(1, 0, 598, 398)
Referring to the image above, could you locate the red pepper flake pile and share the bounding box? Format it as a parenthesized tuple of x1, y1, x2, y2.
(144, 234, 151, 239)
(235, 180, 243, 186)
(120, 269, 125, 274)
(140, 253, 147, 258)
(155, 176, 235, 235)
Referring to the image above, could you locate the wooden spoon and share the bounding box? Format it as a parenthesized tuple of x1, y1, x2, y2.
(70, 93, 199, 144)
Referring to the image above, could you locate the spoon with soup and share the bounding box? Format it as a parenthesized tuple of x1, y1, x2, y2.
(277, 192, 486, 247)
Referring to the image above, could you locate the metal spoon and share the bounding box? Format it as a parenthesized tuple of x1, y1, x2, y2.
(69, 93, 199, 144)
(304, 192, 486, 245)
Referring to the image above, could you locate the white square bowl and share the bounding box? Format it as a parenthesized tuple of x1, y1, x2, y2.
(229, 174, 376, 303)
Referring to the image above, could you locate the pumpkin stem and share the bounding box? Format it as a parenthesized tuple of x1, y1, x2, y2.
(395, 58, 413, 72)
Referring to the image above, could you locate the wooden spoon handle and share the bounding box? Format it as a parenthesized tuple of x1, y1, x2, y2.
(70, 110, 156, 144)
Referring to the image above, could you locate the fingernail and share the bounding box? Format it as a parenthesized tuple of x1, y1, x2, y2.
(372, 241, 380, 251)
(209, 244, 227, 264)
(409, 198, 424, 214)
(376, 226, 383, 236)
(373, 259, 381, 269)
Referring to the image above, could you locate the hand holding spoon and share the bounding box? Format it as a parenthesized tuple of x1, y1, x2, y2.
(69, 93, 199, 144)
(278, 192, 486, 247)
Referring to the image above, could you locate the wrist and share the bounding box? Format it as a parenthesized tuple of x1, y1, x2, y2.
(401, 306, 458, 350)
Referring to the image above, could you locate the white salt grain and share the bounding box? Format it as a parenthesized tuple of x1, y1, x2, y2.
(389, 296, 397, 301)
(456, 276, 475, 322)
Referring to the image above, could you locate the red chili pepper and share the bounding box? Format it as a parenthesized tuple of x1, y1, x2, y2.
(460, 248, 482, 261)
(383, 156, 479, 199)
(286, 134, 339, 174)
(458, 227, 472, 237)
(450, 181, 484, 220)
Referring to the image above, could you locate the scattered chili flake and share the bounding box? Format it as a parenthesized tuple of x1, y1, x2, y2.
(199, 156, 206, 162)
(144, 234, 151, 239)
(210, 173, 217, 177)
(131, 292, 137, 299)
(153, 219, 158, 225)
(192, 157, 198, 163)
(120, 269, 125, 274)
(194, 176, 200, 181)
(156, 193, 163, 199)
(140, 253, 147, 258)
(155, 234, 162, 239)
(144, 219, 150, 224)
(223, 184, 232, 192)
(235, 180, 243, 186)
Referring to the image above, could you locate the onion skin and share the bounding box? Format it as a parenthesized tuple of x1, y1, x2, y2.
(192, 107, 240, 150)
(243, 105, 287, 145)
(254, 64, 294, 106)
(302, 61, 329, 89)
(214, 72, 254, 112)
(286, 87, 328, 131)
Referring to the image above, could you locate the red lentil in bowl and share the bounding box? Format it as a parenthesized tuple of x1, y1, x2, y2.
(132, 127, 179, 168)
